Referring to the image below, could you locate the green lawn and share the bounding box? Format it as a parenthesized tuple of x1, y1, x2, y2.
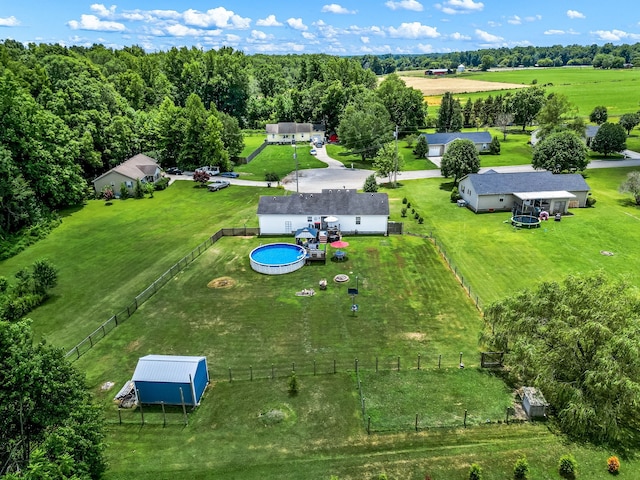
(326, 142, 438, 171)
(239, 131, 266, 158)
(389, 167, 640, 306)
(453, 68, 640, 119)
(235, 144, 327, 181)
(5, 163, 640, 478)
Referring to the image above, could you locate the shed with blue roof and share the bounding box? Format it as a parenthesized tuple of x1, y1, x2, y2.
(132, 355, 209, 406)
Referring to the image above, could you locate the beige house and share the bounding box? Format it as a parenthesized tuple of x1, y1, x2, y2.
(265, 123, 325, 144)
(92, 154, 162, 197)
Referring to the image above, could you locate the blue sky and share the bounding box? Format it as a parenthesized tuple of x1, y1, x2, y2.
(1, 1, 639, 55)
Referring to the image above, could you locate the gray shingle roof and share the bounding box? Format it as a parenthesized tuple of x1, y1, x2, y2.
(425, 131, 492, 146)
(258, 189, 389, 216)
(465, 171, 590, 195)
(133, 355, 206, 383)
(265, 123, 319, 135)
(92, 153, 159, 183)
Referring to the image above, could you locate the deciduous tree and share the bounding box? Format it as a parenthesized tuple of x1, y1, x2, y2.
(373, 142, 401, 185)
(619, 170, 640, 205)
(440, 139, 480, 185)
(619, 112, 640, 135)
(591, 122, 627, 156)
(532, 131, 589, 173)
(482, 272, 640, 443)
(589, 105, 608, 125)
(507, 86, 545, 131)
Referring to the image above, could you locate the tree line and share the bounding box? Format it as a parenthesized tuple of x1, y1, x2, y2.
(353, 41, 640, 72)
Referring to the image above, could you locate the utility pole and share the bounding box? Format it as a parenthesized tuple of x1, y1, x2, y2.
(292, 133, 298, 193)
(394, 125, 399, 188)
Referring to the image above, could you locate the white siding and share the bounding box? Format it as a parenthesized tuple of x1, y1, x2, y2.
(259, 214, 387, 235)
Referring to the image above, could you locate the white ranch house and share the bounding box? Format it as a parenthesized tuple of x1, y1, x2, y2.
(423, 132, 492, 157)
(257, 189, 389, 235)
(92, 154, 162, 197)
(265, 122, 325, 144)
(458, 170, 591, 214)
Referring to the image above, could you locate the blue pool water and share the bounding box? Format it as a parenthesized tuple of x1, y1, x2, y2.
(249, 243, 307, 275)
(250, 243, 306, 266)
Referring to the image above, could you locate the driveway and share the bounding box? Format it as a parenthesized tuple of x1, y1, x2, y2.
(166, 146, 640, 192)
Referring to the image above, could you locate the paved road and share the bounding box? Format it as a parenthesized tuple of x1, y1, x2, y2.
(166, 146, 640, 192)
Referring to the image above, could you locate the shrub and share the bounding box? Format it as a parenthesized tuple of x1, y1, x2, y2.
(489, 135, 501, 155)
(469, 463, 482, 480)
(402, 197, 408, 204)
(450, 186, 461, 203)
(407, 202, 411, 209)
(134, 179, 145, 199)
(363, 174, 378, 192)
(558, 454, 577, 479)
(119, 183, 129, 199)
(418, 217, 424, 224)
(586, 196, 597, 207)
(288, 371, 298, 396)
(265, 172, 280, 182)
(154, 177, 170, 190)
(414, 212, 419, 220)
(401, 207, 407, 217)
(411, 208, 415, 214)
(514, 456, 529, 479)
(607, 456, 620, 474)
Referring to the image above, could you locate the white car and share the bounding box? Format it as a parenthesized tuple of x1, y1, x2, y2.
(310, 149, 317, 155)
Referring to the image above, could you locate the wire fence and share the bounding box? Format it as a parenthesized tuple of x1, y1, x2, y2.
(65, 227, 260, 361)
(407, 231, 484, 311)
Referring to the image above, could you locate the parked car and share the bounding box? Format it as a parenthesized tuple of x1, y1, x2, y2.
(165, 167, 182, 175)
(196, 165, 220, 176)
(310, 149, 317, 155)
(219, 171, 239, 178)
(207, 180, 230, 192)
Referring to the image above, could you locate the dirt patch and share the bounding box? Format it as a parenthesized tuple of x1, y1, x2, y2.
(400, 76, 527, 97)
(126, 339, 140, 352)
(208, 276, 237, 289)
(600, 250, 614, 256)
(404, 332, 426, 341)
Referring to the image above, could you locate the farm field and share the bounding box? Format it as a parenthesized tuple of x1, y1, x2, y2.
(5, 166, 640, 478)
(445, 68, 640, 119)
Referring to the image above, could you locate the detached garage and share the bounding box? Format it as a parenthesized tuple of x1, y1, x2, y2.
(132, 355, 209, 407)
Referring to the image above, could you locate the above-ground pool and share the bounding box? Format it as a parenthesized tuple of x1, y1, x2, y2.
(250, 243, 307, 275)
(511, 215, 540, 229)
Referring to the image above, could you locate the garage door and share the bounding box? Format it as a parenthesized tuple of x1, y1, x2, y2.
(428, 146, 441, 157)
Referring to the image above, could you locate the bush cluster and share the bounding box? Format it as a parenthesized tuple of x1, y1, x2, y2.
(607, 456, 620, 474)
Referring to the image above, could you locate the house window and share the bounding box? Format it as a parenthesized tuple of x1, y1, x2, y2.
(126, 181, 133, 188)
(499, 195, 505, 202)
(355, 216, 361, 225)
(307, 216, 312, 222)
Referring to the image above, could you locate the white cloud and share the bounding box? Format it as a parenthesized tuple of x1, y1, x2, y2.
(225, 34, 241, 43)
(183, 8, 250, 29)
(67, 14, 125, 32)
(385, 0, 424, 12)
(508, 15, 521, 25)
(487, 20, 501, 27)
(302, 31, 316, 40)
(475, 29, 503, 43)
(361, 36, 370, 44)
(436, 0, 484, 14)
(287, 18, 308, 31)
(591, 29, 640, 41)
(416, 43, 435, 53)
(256, 15, 283, 27)
(250, 29, 271, 40)
(322, 4, 356, 14)
(388, 22, 439, 38)
(544, 29, 565, 35)
(450, 32, 471, 40)
(0, 16, 19, 27)
(90, 4, 117, 18)
(250, 42, 305, 53)
(567, 10, 585, 19)
(525, 15, 542, 22)
(165, 24, 206, 37)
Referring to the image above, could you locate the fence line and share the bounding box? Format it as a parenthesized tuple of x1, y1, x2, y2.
(65, 227, 260, 361)
(243, 140, 268, 164)
(407, 231, 483, 311)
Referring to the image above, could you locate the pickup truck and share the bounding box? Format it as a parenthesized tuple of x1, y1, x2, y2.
(195, 165, 220, 176)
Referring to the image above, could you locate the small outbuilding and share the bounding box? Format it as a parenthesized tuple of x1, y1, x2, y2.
(521, 386, 549, 419)
(132, 355, 209, 407)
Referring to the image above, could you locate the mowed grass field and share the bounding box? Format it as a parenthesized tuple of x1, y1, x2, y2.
(4, 166, 640, 477)
(449, 68, 640, 119)
(236, 143, 327, 181)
